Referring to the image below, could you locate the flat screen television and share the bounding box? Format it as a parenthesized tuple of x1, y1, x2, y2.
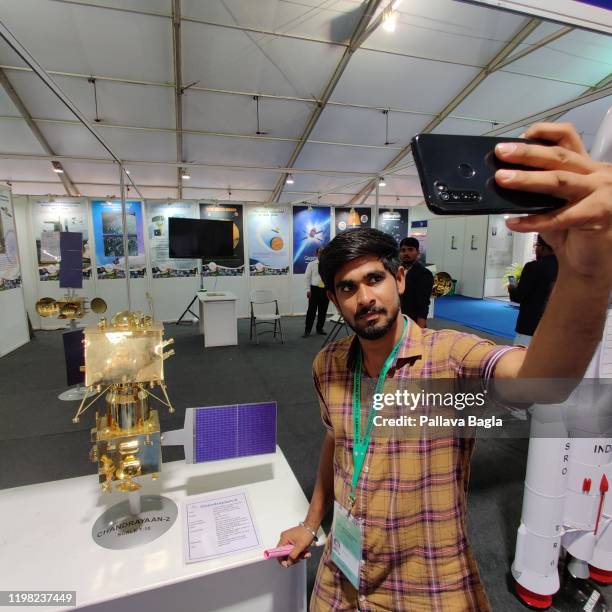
(169, 217, 233, 259)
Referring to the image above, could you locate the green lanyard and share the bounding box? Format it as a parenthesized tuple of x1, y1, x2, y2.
(349, 317, 407, 509)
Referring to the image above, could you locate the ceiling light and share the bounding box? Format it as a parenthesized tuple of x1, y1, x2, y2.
(52, 161, 64, 174)
(378, 177, 386, 187)
(382, 6, 398, 32)
(181, 168, 191, 180)
(286, 174, 295, 185)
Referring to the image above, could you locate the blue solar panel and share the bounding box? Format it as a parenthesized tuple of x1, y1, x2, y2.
(193, 402, 276, 462)
(59, 231, 83, 289)
(63, 329, 84, 386)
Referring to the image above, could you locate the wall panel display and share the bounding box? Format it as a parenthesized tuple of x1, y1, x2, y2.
(199, 203, 244, 276)
(379, 209, 408, 244)
(30, 198, 91, 281)
(334, 207, 371, 233)
(148, 202, 198, 278)
(0, 188, 21, 291)
(292, 205, 331, 274)
(91, 200, 145, 279)
(486, 215, 514, 278)
(247, 207, 290, 276)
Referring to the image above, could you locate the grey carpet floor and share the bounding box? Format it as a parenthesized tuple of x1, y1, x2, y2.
(0, 315, 606, 610)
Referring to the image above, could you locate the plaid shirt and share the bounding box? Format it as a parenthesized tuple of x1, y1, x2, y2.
(310, 317, 522, 612)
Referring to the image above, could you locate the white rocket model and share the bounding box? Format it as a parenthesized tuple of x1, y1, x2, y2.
(511, 107, 612, 609)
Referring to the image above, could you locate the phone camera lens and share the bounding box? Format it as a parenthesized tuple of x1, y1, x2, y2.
(458, 163, 475, 178)
(440, 192, 450, 201)
(435, 183, 448, 192)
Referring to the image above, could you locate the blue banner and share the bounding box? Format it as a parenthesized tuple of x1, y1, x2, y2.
(292, 206, 331, 274)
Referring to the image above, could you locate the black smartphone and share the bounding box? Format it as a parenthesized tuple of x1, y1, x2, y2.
(411, 134, 566, 215)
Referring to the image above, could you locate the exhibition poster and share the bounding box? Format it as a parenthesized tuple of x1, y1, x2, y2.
(30, 198, 91, 281)
(292, 205, 331, 274)
(147, 202, 198, 278)
(91, 200, 146, 279)
(0, 187, 21, 291)
(247, 206, 290, 276)
(334, 207, 371, 234)
(379, 209, 408, 245)
(199, 203, 245, 276)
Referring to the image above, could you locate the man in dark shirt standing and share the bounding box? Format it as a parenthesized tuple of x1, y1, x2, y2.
(399, 237, 434, 328)
(508, 234, 558, 345)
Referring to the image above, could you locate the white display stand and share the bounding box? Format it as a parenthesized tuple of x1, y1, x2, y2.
(197, 290, 238, 347)
(0, 446, 322, 612)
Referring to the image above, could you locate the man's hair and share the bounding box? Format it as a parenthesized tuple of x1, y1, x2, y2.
(536, 234, 552, 251)
(399, 237, 420, 250)
(318, 228, 400, 293)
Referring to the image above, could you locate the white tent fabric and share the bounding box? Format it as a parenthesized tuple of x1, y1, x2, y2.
(0, 0, 609, 205)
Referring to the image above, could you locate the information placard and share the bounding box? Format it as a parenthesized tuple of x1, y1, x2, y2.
(184, 490, 260, 563)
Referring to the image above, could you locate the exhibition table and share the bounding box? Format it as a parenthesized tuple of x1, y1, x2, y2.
(197, 290, 238, 348)
(0, 446, 322, 611)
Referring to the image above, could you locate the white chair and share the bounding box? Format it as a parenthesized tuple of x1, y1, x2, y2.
(321, 313, 349, 347)
(249, 289, 283, 344)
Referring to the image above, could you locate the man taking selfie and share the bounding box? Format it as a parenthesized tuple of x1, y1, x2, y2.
(277, 123, 612, 611)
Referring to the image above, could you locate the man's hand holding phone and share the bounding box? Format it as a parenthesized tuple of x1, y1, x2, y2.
(494, 122, 612, 286)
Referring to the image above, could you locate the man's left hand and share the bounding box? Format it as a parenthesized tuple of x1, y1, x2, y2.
(494, 122, 612, 287)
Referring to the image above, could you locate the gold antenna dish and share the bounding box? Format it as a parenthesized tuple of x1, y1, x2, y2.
(59, 302, 84, 319)
(35, 297, 59, 317)
(90, 297, 108, 314)
(432, 272, 453, 297)
(111, 311, 138, 328)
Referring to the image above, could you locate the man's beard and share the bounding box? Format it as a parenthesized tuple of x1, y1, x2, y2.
(346, 302, 400, 340)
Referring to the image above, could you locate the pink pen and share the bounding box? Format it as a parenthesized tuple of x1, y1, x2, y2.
(263, 544, 294, 559)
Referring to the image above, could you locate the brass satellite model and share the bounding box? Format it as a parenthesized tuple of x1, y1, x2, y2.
(432, 271, 453, 297)
(72, 310, 175, 493)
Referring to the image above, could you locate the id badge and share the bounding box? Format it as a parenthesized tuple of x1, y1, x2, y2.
(331, 500, 363, 589)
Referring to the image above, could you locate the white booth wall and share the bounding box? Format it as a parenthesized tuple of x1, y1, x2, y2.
(425, 210, 490, 299)
(0, 187, 29, 356)
(14, 198, 426, 328)
(6, 192, 545, 337)
(484, 214, 514, 297)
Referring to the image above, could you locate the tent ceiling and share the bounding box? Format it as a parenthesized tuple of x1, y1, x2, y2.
(0, 0, 609, 204)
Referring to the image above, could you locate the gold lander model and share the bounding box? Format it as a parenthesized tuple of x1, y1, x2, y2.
(72, 311, 175, 493)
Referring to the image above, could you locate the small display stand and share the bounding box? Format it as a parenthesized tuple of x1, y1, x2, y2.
(0, 446, 322, 612)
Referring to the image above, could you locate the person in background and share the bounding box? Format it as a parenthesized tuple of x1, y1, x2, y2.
(508, 234, 558, 346)
(399, 236, 434, 328)
(303, 247, 329, 337)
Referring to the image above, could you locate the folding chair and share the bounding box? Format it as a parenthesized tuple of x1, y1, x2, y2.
(321, 313, 349, 347)
(249, 289, 284, 344)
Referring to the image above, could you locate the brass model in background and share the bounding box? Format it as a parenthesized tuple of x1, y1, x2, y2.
(73, 310, 175, 493)
(432, 272, 453, 297)
(35, 293, 107, 320)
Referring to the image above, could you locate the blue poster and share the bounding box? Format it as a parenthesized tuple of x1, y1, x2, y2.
(292, 206, 331, 274)
(91, 200, 146, 279)
(247, 207, 290, 275)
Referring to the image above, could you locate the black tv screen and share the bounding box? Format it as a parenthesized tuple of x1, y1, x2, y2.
(169, 218, 233, 259)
